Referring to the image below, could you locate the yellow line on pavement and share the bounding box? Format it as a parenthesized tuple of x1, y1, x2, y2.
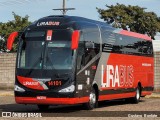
(0, 92, 14, 96)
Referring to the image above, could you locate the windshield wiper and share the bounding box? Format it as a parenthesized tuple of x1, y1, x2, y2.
(25, 52, 43, 77)
(45, 55, 61, 78)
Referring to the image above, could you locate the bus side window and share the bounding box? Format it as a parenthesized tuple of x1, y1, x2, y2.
(141, 41, 153, 57)
(114, 35, 142, 55)
(77, 40, 85, 70)
(80, 24, 100, 65)
(83, 31, 100, 65)
(101, 28, 116, 53)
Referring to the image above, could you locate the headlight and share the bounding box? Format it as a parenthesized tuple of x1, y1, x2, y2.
(14, 85, 25, 92)
(59, 85, 75, 93)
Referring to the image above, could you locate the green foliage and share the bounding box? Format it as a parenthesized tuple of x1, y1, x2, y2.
(0, 12, 31, 52)
(97, 3, 160, 39)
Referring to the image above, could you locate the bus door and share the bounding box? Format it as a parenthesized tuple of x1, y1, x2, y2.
(76, 24, 101, 97)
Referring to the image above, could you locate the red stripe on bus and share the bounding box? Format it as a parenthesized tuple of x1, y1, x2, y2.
(15, 97, 89, 105)
(98, 92, 135, 101)
(141, 91, 152, 96)
(119, 30, 151, 41)
(17, 76, 44, 90)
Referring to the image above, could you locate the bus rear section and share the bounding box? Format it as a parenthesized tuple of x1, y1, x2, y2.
(95, 29, 154, 101)
(7, 15, 154, 110)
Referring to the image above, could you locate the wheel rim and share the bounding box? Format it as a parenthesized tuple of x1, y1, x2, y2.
(89, 92, 96, 106)
(136, 88, 140, 100)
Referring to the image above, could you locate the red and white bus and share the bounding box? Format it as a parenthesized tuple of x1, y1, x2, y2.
(7, 15, 154, 110)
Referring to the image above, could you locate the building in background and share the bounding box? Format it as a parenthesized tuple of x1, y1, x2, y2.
(153, 40, 160, 92)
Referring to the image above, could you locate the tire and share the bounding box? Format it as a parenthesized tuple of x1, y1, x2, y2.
(37, 105, 49, 111)
(84, 88, 97, 110)
(131, 86, 141, 104)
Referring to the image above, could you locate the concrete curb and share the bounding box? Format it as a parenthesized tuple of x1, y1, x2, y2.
(0, 91, 14, 96)
(145, 93, 160, 98)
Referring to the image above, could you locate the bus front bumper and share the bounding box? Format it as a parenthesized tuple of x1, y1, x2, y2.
(15, 97, 89, 105)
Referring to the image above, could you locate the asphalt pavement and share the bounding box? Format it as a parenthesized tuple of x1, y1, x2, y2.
(0, 90, 160, 120)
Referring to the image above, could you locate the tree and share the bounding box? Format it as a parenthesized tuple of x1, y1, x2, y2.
(97, 3, 160, 39)
(0, 12, 31, 52)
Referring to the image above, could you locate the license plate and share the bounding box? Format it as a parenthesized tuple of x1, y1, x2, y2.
(37, 96, 46, 100)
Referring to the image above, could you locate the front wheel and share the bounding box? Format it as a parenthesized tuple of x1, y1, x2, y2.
(84, 88, 97, 110)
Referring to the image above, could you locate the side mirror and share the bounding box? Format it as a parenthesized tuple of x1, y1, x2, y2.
(7, 32, 18, 50)
(71, 30, 80, 50)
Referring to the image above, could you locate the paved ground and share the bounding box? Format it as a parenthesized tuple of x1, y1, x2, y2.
(0, 91, 160, 120)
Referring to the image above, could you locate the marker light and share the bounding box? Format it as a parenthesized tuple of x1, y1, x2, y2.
(71, 30, 80, 49)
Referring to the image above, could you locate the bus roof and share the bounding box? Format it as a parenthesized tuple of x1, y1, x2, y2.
(30, 15, 152, 41)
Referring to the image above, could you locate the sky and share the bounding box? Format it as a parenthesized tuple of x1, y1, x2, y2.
(0, 0, 160, 23)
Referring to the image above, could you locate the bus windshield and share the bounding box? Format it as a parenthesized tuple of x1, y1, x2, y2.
(17, 30, 73, 70)
(45, 41, 73, 70)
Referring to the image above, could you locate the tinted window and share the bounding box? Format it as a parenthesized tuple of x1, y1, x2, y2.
(82, 24, 100, 65)
(101, 28, 116, 52)
(25, 31, 45, 37)
(101, 28, 153, 57)
(139, 40, 153, 57)
(25, 29, 72, 41)
(77, 41, 85, 70)
(114, 34, 153, 57)
(114, 35, 141, 55)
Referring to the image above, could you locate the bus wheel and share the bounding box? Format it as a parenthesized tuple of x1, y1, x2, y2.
(37, 105, 49, 111)
(84, 88, 97, 110)
(132, 86, 141, 104)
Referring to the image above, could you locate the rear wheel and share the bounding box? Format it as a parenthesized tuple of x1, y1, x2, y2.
(130, 86, 141, 104)
(84, 88, 97, 110)
(37, 105, 49, 111)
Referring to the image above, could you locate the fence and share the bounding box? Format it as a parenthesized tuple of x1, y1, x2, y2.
(154, 52, 160, 92)
(0, 53, 16, 89)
